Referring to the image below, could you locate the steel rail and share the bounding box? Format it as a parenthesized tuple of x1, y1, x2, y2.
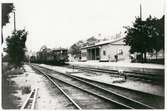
(66, 65, 164, 97)
(31, 65, 81, 110)
(46, 64, 164, 109)
(31, 64, 132, 109)
(32, 64, 156, 109)
(43, 73, 132, 109)
(31, 88, 38, 109)
(36, 64, 164, 98)
(74, 75, 164, 98)
(20, 88, 38, 109)
(68, 65, 164, 76)
(49, 69, 154, 109)
(71, 76, 164, 108)
(68, 74, 155, 109)
(67, 65, 164, 83)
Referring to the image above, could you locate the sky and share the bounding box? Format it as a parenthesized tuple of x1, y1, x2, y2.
(1, 0, 165, 52)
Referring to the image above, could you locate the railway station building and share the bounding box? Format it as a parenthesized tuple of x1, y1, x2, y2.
(81, 37, 130, 62)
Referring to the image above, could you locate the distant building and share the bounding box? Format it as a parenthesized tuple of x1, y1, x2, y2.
(81, 37, 130, 62)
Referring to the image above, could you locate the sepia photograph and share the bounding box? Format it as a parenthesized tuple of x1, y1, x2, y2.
(1, 0, 165, 109)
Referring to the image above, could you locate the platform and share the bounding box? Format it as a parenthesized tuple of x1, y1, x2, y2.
(67, 61, 164, 75)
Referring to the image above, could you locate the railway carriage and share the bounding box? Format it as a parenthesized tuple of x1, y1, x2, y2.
(30, 48, 68, 65)
(52, 48, 68, 64)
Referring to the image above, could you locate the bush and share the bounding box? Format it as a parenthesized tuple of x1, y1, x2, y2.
(21, 86, 31, 94)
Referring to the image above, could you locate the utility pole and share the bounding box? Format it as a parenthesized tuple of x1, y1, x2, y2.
(140, 4, 142, 20)
(1, 28, 3, 44)
(14, 11, 16, 31)
(1, 4, 3, 44)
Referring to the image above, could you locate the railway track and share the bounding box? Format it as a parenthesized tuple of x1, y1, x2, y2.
(48, 77, 127, 109)
(20, 88, 38, 109)
(66, 65, 164, 84)
(30, 64, 162, 109)
(35, 68, 82, 110)
(31, 65, 130, 109)
(72, 75, 164, 108)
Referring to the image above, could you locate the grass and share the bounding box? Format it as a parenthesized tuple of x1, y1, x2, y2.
(2, 62, 24, 109)
(21, 85, 31, 94)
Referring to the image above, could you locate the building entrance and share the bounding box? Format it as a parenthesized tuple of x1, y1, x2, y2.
(87, 48, 100, 60)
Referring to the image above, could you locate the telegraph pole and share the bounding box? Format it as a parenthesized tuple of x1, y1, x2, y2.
(140, 4, 142, 20)
(14, 11, 16, 31)
(1, 4, 3, 44)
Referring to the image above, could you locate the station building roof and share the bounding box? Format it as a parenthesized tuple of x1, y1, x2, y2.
(81, 37, 126, 49)
(53, 47, 68, 51)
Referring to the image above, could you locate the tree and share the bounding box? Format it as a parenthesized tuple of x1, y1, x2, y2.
(151, 16, 164, 59)
(69, 43, 81, 58)
(69, 36, 100, 58)
(6, 29, 28, 67)
(86, 36, 99, 46)
(38, 45, 48, 62)
(124, 17, 149, 62)
(1, 3, 14, 43)
(69, 40, 86, 58)
(124, 15, 164, 62)
(2, 3, 14, 26)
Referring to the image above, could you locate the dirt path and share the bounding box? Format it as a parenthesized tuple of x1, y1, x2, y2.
(2, 64, 74, 109)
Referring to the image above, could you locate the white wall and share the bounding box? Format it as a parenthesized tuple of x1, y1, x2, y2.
(100, 44, 130, 61)
(81, 49, 87, 61)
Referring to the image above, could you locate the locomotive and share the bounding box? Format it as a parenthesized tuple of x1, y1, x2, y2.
(30, 47, 68, 65)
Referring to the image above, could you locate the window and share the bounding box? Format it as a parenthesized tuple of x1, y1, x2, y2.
(118, 49, 123, 55)
(103, 50, 106, 56)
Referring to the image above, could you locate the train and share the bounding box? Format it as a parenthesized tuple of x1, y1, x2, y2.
(30, 47, 68, 65)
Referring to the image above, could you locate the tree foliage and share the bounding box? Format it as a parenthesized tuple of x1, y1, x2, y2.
(152, 16, 164, 52)
(6, 29, 28, 67)
(86, 36, 99, 45)
(69, 36, 100, 58)
(1, 3, 14, 44)
(2, 3, 14, 27)
(69, 43, 81, 58)
(37, 45, 49, 62)
(124, 15, 164, 61)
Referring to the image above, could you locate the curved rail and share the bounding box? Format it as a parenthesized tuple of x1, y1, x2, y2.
(31, 65, 81, 110)
(31, 64, 157, 109)
(31, 65, 132, 109)
(44, 64, 164, 109)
